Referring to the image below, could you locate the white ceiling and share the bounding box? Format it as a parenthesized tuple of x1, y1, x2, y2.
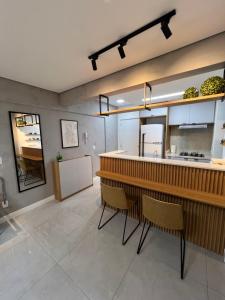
(0, 0, 224, 93)
(108, 69, 224, 107)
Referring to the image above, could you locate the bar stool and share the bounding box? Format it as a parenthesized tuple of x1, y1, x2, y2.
(137, 195, 186, 279)
(98, 183, 140, 245)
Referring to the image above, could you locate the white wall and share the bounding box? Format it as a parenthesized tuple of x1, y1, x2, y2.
(212, 100, 225, 158)
(118, 112, 140, 155)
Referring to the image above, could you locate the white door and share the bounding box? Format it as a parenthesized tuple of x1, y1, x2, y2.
(118, 118, 139, 155)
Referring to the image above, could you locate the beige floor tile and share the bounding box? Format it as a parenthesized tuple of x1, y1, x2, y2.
(114, 256, 208, 300)
(206, 252, 225, 297)
(0, 236, 55, 300)
(138, 228, 207, 285)
(59, 228, 135, 300)
(208, 289, 225, 300)
(20, 265, 89, 300)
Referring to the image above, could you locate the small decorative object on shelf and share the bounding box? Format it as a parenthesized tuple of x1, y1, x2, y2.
(222, 123, 225, 129)
(15, 116, 26, 127)
(220, 139, 225, 146)
(183, 87, 199, 99)
(200, 76, 225, 96)
(56, 152, 63, 162)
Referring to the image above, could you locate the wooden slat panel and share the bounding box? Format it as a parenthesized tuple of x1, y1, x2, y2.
(100, 157, 225, 196)
(98, 157, 225, 255)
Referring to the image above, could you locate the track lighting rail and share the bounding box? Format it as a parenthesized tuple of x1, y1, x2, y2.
(88, 9, 176, 70)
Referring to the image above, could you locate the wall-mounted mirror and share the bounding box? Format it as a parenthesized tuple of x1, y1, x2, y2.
(9, 112, 46, 192)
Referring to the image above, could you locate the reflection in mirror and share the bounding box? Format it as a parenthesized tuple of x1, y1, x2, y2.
(9, 112, 46, 192)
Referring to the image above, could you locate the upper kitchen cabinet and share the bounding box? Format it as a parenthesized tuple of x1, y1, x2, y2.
(189, 102, 215, 124)
(168, 105, 189, 125)
(140, 107, 168, 118)
(169, 102, 215, 125)
(118, 111, 140, 120)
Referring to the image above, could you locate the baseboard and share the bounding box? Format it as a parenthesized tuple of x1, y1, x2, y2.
(0, 194, 55, 224)
(93, 176, 100, 182)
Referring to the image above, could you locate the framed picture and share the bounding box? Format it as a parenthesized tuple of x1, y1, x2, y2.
(15, 116, 26, 127)
(60, 119, 79, 148)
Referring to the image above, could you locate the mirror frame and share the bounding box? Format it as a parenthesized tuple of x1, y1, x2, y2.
(9, 111, 47, 193)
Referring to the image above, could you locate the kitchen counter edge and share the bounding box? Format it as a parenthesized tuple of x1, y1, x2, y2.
(99, 151, 225, 171)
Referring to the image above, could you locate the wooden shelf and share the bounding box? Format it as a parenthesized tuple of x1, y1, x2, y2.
(96, 170, 225, 208)
(96, 93, 225, 116)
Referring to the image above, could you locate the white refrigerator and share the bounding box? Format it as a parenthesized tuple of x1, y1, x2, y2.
(141, 124, 164, 158)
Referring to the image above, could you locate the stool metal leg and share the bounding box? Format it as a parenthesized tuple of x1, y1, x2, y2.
(98, 203, 120, 230)
(180, 230, 186, 279)
(137, 218, 151, 254)
(122, 210, 141, 246)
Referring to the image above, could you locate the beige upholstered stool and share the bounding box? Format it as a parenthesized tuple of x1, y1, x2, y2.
(137, 195, 186, 279)
(98, 183, 140, 245)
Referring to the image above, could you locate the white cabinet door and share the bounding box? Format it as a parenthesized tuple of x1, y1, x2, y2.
(169, 105, 190, 125)
(169, 102, 215, 125)
(189, 102, 215, 124)
(118, 111, 139, 121)
(118, 118, 139, 155)
(140, 107, 168, 118)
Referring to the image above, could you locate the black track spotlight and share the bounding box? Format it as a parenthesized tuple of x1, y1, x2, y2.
(118, 43, 126, 59)
(161, 20, 172, 39)
(88, 10, 176, 71)
(91, 58, 97, 71)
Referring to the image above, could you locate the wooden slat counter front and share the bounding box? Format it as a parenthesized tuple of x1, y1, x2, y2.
(97, 152, 225, 255)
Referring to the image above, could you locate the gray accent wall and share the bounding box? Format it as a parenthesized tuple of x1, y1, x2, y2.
(0, 77, 117, 214)
(60, 32, 225, 105)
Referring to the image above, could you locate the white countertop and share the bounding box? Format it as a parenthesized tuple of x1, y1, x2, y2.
(99, 151, 225, 171)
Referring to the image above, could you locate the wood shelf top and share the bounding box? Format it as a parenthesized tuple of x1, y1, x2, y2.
(96, 93, 225, 116)
(96, 170, 225, 208)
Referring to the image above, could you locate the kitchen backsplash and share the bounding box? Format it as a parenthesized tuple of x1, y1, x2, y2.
(170, 125, 214, 158)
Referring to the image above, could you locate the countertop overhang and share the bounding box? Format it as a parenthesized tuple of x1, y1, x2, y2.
(99, 151, 225, 172)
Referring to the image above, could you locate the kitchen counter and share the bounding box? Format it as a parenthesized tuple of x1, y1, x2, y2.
(99, 150, 225, 171)
(97, 151, 225, 255)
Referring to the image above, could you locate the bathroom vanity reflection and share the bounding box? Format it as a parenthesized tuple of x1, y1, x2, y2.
(9, 112, 46, 192)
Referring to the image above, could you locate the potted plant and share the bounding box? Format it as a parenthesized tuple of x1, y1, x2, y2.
(56, 152, 63, 162)
(183, 87, 199, 99)
(200, 76, 225, 96)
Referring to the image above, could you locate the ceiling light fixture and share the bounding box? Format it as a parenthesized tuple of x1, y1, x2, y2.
(161, 19, 172, 39)
(91, 58, 98, 71)
(118, 41, 127, 59)
(116, 99, 125, 103)
(88, 9, 176, 71)
(142, 91, 185, 102)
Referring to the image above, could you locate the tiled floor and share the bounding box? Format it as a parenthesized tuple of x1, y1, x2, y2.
(0, 178, 225, 300)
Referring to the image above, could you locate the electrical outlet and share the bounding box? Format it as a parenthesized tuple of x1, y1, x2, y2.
(2, 200, 8, 208)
